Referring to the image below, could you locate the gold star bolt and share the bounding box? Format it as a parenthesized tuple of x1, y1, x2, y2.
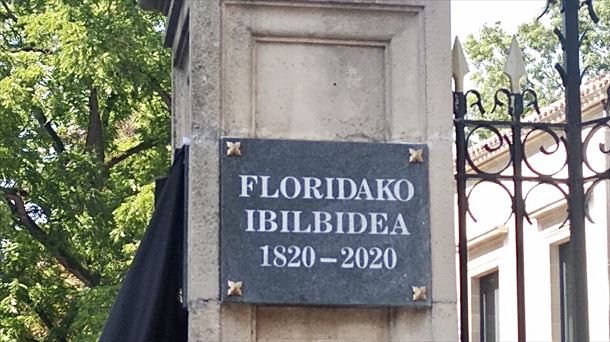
(409, 148, 424, 163)
(412, 286, 427, 301)
(226, 141, 242, 156)
(227, 280, 243, 296)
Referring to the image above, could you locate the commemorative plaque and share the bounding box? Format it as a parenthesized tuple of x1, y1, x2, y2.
(219, 138, 431, 307)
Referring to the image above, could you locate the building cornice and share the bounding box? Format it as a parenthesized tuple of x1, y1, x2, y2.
(139, 0, 187, 66)
(138, 0, 169, 13)
(163, 0, 185, 49)
(468, 225, 509, 251)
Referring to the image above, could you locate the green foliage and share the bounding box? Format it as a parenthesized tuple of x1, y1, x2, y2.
(464, 0, 610, 119)
(0, 0, 170, 340)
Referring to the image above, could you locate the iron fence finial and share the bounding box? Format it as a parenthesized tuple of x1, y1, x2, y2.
(452, 37, 470, 93)
(504, 36, 527, 93)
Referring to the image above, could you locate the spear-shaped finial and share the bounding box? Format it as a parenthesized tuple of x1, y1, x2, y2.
(504, 36, 526, 93)
(452, 37, 470, 93)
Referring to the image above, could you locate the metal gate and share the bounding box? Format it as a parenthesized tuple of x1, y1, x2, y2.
(453, 1, 606, 341)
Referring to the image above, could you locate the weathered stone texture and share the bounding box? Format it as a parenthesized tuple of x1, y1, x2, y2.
(171, 0, 455, 340)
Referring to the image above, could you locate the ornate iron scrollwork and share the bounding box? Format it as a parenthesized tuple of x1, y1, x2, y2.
(453, 1, 606, 339)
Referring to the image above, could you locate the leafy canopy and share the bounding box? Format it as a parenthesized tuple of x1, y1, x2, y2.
(0, 0, 170, 340)
(463, 0, 610, 119)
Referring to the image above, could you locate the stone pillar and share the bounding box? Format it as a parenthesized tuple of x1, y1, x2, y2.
(148, 0, 456, 340)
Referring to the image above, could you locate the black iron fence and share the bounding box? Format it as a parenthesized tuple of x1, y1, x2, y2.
(453, 0, 605, 341)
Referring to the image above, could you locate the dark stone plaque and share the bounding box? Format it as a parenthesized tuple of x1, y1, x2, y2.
(219, 138, 431, 307)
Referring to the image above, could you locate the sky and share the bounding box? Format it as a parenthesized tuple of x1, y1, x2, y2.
(451, 0, 548, 41)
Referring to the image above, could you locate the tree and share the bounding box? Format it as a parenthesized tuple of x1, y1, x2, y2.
(0, 0, 171, 340)
(463, 0, 610, 118)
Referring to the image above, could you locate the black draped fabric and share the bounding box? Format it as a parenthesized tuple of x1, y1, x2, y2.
(100, 147, 188, 342)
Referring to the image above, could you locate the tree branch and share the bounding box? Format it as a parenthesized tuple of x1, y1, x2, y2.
(4, 46, 52, 54)
(150, 78, 171, 110)
(0, 0, 17, 21)
(28, 299, 69, 342)
(32, 107, 65, 154)
(86, 87, 105, 162)
(132, 65, 171, 111)
(3, 189, 100, 287)
(106, 138, 161, 169)
(18, 291, 56, 335)
(101, 93, 118, 128)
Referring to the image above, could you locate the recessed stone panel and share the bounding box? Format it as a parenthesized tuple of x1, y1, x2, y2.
(221, 2, 424, 141)
(254, 40, 387, 140)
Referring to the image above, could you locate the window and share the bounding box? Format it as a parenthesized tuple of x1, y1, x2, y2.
(479, 272, 499, 342)
(559, 242, 573, 342)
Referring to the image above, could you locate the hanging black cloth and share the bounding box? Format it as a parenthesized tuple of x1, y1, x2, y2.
(100, 147, 188, 342)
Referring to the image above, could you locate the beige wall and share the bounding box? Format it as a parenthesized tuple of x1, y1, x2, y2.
(176, 1, 456, 341)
